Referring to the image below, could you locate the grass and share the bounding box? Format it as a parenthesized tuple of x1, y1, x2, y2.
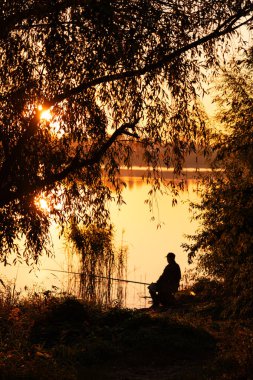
(0, 285, 252, 379)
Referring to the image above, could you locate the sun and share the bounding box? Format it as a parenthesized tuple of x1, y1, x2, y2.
(39, 198, 49, 210)
(40, 109, 52, 121)
(38, 105, 65, 137)
(35, 196, 50, 212)
(38, 105, 52, 122)
(35, 189, 64, 213)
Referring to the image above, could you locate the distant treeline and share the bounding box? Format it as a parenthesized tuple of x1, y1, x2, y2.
(128, 142, 212, 169)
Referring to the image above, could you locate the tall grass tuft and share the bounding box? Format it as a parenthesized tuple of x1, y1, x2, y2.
(67, 223, 128, 307)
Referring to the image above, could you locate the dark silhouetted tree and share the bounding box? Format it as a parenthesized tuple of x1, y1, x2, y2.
(184, 49, 253, 316)
(1, 0, 253, 263)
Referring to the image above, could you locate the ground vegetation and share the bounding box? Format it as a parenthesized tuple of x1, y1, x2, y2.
(0, 288, 252, 379)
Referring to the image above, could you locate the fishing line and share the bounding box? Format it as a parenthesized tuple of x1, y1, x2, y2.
(42, 268, 150, 286)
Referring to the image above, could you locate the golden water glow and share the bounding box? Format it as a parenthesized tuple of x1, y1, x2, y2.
(5, 175, 201, 309)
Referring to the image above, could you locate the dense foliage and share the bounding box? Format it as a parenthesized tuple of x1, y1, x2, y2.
(1, 1, 253, 263)
(184, 51, 253, 316)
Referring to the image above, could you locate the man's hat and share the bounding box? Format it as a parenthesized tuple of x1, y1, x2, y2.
(166, 252, 175, 259)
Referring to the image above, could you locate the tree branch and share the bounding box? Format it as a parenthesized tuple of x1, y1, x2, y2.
(46, 119, 140, 182)
(44, 5, 253, 108)
(0, 119, 139, 208)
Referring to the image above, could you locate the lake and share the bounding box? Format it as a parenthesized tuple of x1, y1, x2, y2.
(0, 168, 203, 308)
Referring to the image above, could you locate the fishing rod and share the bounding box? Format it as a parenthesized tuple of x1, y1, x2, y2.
(42, 268, 151, 286)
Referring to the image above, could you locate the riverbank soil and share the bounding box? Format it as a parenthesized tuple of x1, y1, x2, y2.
(0, 293, 253, 379)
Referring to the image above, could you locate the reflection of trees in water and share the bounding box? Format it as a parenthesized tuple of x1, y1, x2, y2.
(124, 177, 143, 190)
(124, 176, 203, 197)
(105, 169, 208, 193)
(66, 224, 128, 307)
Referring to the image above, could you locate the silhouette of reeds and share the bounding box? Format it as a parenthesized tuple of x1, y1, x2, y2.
(67, 223, 128, 307)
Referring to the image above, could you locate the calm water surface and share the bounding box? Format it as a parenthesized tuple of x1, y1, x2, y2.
(1, 170, 201, 308)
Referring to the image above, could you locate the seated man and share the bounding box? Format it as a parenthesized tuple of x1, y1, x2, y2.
(148, 252, 181, 309)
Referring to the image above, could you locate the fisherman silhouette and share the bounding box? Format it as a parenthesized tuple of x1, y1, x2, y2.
(148, 252, 181, 309)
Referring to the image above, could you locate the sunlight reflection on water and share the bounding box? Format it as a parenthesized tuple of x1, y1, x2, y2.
(0, 170, 202, 308)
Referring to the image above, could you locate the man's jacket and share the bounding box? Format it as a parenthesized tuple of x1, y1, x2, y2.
(156, 262, 181, 293)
